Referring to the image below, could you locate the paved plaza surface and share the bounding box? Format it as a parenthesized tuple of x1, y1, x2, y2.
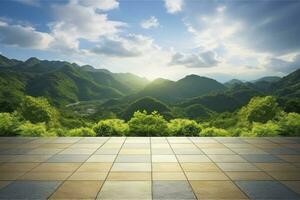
(0, 137, 300, 199)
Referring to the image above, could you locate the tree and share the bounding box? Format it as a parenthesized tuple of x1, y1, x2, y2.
(201, 127, 230, 137)
(278, 112, 300, 136)
(128, 111, 168, 136)
(0, 112, 20, 136)
(168, 119, 202, 136)
(250, 121, 280, 137)
(93, 119, 129, 136)
(67, 127, 96, 137)
(238, 96, 280, 123)
(20, 96, 58, 124)
(17, 122, 54, 137)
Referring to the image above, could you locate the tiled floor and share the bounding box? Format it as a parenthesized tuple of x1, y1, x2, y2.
(0, 137, 300, 199)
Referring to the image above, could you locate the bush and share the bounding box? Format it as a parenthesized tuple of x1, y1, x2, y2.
(229, 127, 251, 137)
(168, 119, 202, 136)
(93, 119, 129, 136)
(17, 122, 54, 137)
(278, 112, 300, 136)
(201, 127, 230, 137)
(20, 96, 58, 124)
(239, 96, 280, 123)
(128, 111, 168, 136)
(250, 121, 280, 137)
(48, 128, 66, 137)
(0, 112, 20, 136)
(67, 127, 95, 137)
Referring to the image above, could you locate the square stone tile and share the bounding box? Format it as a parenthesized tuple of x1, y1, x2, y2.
(152, 155, 177, 162)
(50, 180, 103, 199)
(151, 144, 170, 148)
(173, 148, 203, 155)
(217, 162, 260, 171)
(235, 180, 300, 199)
(58, 148, 96, 155)
(68, 172, 108, 180)
(0, 181, 11, 189)
(107, 172, 151, 180)
(11, 155, 51, 162)
(181, 163, 220, 172)
(242, 154, 284, 163)
(111, 163, 151, 172)
(0, 163, 39, 172)
(186, 172, 229, 180)
(94, 148, 120, 155)
(31, 163, 81, 172)
(202, 148, 235, 155)
(232, 148, 268, 155)
(86, 155, 116, 162)
(268, 172, 300, 180)
(115, 155, 151, 163)
(226, 172, 274, 180)
(177, 155, 211, 163)
(278, 155, 300, 162)
(119, 148, 150, 155)
(27, 148, 62, 155)
(190, 180, 247, 199)
(196, 143, 225, 148)
(255, 163, 300, 172)
(97, 181, 151, 199)
(151, 148, 174, 155)
(47, 154, 89, 162)
(0, 172, 25, 180)
(153, 172, 186, 180)
(152, 163, 182, 172)
(0, 181, 61, 199)
(19, 172, 72, 180)
(265, 147, 299, 155)
(281, 181, 300, 194)
(208, 155, 247, 162)
(77, 163, 112, 172)
(153, 181, 196, 199)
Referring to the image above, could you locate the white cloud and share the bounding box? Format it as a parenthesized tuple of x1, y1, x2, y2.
(77, 0, 119, 11)
(0, 20, 53, 49)
(265, 54, 300, 73)
(49, 1, 125, 51)
(170, 51, 219, 68)
(164, 0, 183, 14)
(141, 16, 159, 29)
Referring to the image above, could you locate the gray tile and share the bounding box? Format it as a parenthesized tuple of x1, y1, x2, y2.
(0, 181, 61, 199)
(46, 154, 89, 162)
(153, 181, 196, 199)
(242, 154, 285, 163)
(265, 147, 299, 155)
(235, 180, 300, 199)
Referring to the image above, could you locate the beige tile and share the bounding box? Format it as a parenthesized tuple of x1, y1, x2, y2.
(208, 155, 247, 162)
(86, 155, 116, 162)
(111, 163, 151, 172)
(50, 181, 103, 199)
(153, 172, 186, 180)
(217, 163, 260, 172)
(11, 155, 51, 162)
(20, 172, 72, 180)
(0, 172, 25, 180)
(77, 163, 112, 172)
(186, 172, 229, 180)
(119, 148, 150, 155)
(226, 172, 273, 180)
(177, 155, 211, 163)
(0, 181, 11, 189)
(152, 163, 182, 172)
(181, 163, 220, 172)
(277, 155, 300, 162)
(152, 155, 177, 162)
(190, 180, 248, 199)
(32, 163, 81, 172)
(68, 172, 108, 180)
(107, 172, 151, 180)
(255, 163, 300, 172)
(0, 163, 39, 172)
(196, 143, 226, 148)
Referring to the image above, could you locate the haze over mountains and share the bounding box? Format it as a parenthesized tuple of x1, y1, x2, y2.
(0, 54, 299, 120)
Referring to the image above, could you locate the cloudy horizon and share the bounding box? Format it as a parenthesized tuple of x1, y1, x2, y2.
(0, 0, 300, 82)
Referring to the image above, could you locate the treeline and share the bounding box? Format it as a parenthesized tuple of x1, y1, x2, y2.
(0, 95, 299, 137)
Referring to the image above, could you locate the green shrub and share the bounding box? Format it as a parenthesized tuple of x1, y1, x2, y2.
(250, 121, 280, 137)
(128, 111, 168, 136)
(229, 127, 251, 137)
(48, 128, 66, 137)
(20, 96, 59, 124)
(93, 119, 129, 136)
(201, 127, 230, 137)
(168, 119, 202, 136)
(239, 96, 280, 123)
(0, 112, 20, 136)
(17, 122, 54, 137)
(67, 127, 95, 137)
(278, 112, 300, 136)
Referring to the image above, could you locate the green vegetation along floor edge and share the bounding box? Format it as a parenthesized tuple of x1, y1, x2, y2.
(1, 95, 299, 137)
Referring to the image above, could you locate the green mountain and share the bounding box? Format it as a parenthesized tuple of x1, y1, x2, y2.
(224, 79, 244, 88)
(252, 76, 281, 83)
(135, 75, 226, 102)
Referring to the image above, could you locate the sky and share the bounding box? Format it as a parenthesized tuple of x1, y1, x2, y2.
(0, 0, 300, 82)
